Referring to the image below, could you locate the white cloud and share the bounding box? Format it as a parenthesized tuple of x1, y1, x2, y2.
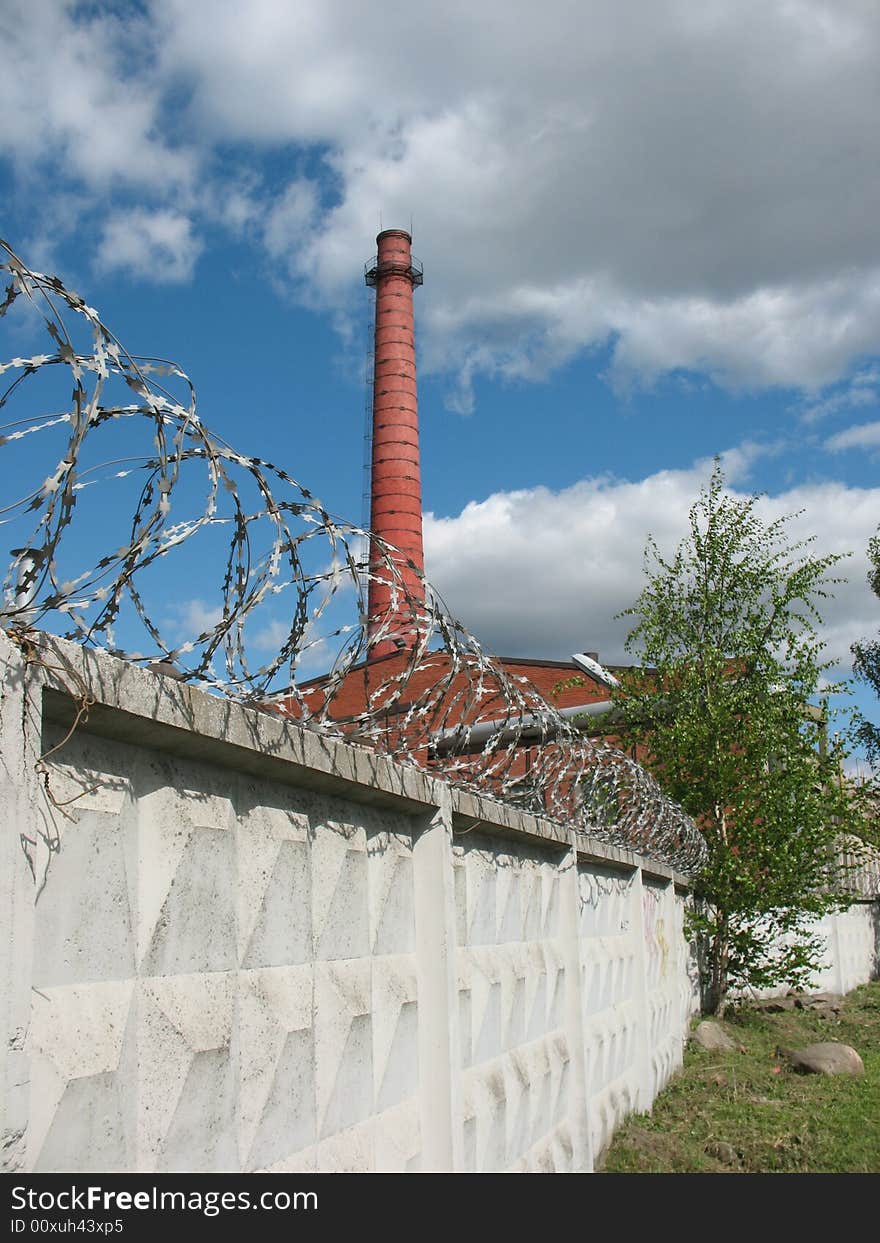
(825, 421, 880, 452)
(182, 0, 879, 399)
(249, 616, 292, 653)
(799, 367, 880, 424)
(423, 451, 880, 671)
(6, 0, 880, 398)
(95, 209, 203, 283)
(168, 598, 222, 637)
(162, 602, 332, 670)
(0, 0, 194, 190)
(248, 618, 334, 676)
(262, 180, 321, 281)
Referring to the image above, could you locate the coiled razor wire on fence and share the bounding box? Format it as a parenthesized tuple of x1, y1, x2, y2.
(0, 241, 707, 874)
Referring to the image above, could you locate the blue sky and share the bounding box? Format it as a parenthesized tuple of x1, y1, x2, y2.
(1, 0, 879, 768)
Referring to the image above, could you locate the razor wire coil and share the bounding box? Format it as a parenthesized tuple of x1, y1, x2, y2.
(0, 241, 707, 875)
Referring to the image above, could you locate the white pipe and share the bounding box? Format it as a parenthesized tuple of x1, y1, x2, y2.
(431, 698, 615, 752)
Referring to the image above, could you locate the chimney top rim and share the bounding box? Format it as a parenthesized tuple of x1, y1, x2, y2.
(376, 228, 412, 245)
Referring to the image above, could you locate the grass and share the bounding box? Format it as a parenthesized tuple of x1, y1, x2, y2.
(598, 980, 880, 1173)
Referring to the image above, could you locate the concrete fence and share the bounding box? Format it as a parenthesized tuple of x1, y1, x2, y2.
(0, 630, 875, 1174)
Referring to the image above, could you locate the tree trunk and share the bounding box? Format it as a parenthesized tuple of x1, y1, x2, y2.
(707, 917, 730, 1016)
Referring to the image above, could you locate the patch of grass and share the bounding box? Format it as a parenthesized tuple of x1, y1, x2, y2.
(598, 981, 880, 1173)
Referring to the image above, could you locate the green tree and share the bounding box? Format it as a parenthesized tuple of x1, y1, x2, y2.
(610, 462, 858, 1014)
(851, 528, 880, 772)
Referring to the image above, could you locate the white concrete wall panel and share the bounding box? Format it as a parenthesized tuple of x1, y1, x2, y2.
(23, 723, 423, 1173)
(641, 879, 682, 1101)
(577, 863, 641, 1159)
(672, 889, 701, 1038)
(831, 904, 879, 995)
(2, 632, 876, 1174)
(733, 904, 878, 1001)
(453, 833, 572, 1172)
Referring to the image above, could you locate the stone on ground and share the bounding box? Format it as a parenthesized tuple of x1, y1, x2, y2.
(692, 1020, 738, 1052)
(705, 1140, 739, 1165)
(794, 991, 842, 1010)
(753, 996, 797, 1013)
(776, 1042, 864, 1076)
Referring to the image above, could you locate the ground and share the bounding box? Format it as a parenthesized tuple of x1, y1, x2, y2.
(599, 981, 880, 1173)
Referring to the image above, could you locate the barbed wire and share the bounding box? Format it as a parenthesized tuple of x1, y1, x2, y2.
(0, 241, 707, 874)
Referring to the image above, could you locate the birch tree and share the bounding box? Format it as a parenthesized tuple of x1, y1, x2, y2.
(613, 462, 858, 1014)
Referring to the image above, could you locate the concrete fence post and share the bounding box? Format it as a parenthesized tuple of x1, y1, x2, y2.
(558, 845, 594, 1171)
(672, 882, 695, 1045)
(0, 636, 41, 1171)
(629, 866, 653, 1112)
(411, 785, 462, 1171)
(662, 878, 685, 1072)
(830, 908, 846, 996)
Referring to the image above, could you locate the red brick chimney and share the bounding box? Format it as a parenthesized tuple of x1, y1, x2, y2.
(364, 229, 425, 658)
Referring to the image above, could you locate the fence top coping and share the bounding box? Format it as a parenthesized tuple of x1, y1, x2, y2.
(2, 627, 687, 887)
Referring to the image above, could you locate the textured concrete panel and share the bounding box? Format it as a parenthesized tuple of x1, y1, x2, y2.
(247, 1026, 316, 1171)
(372, 956, 419, 1112)
(138, 972, 234, 1172)
(33, 809, 135, 989)
(158, 1046, 237, 1173)
(237, 795, 311, 969)
(833, 904, 879, 994)
(23, 707, 425, 1172)
(314, 960, 373, 1140)
(453, 832, 571, 1170)
(579, 865, 633, 939)
(241, 839, 312, 970)
(314, 1119, 374, 1173)
(238, 965, 314, 1170)
(142, 827, 236, 977)
(374, 1100, 421, 1172)
(368, 829, 415, 956)
(28, 981, 134, 1170)
(9, 633, 873, 1174)
(578, 861, 643, 1143)
(313, 823, 369, 962)
(33, 1073, 127, 1174)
